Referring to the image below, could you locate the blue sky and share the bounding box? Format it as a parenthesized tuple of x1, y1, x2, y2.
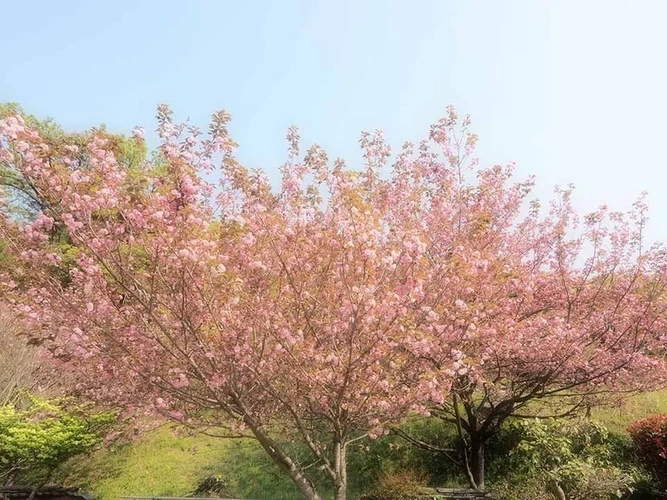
(2, 0, 666, 241)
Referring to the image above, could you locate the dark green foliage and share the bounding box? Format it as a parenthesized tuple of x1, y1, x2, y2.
(51, 411, 665, 499)
(190, 474, 232, 497)
(348, 418, 464, 491)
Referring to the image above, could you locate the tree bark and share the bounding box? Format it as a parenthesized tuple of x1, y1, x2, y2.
(333, 439, 348, 500)
(242, 414, 323, 500)
(469, 436, 485, 491)
(549, 480, 567, 500)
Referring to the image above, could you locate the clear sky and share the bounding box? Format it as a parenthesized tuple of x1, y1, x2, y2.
(2, 0, 666, 241)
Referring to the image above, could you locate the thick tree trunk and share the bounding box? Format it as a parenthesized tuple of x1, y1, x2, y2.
(333, 440, 348, 500)
(469, 436, 485, 491)
(243, 414, 323, 500)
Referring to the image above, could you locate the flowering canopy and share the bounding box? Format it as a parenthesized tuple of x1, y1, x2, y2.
(1, 105, 666, 496)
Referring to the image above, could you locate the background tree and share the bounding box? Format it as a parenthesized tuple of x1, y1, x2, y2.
(0, 102, 146, 221)
(0, 306, 57, 406)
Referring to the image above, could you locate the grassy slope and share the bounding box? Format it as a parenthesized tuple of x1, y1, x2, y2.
(71, 390, 667, 500)
(67, 426, 229, 498)
(67, 425, 302, 500)
(592, 389, 667, 432)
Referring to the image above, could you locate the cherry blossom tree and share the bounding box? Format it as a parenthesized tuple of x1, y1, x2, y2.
(383, 109, 667, 489)
(0, 107, 446, 500)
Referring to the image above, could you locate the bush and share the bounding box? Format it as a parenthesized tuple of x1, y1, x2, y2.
(349, 418, 463, 490)
(0, 396, 115, 486)
(359, 470, 434, 500)
(191, 474, 233, 497)
(628, 414, 667, 491)
(490, 418, 646, 500)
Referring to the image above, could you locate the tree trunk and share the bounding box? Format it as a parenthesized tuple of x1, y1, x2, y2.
(243, 414, 323, 500)
(333, 439, 348, 500)
(548, 480, 567, 500)
(469, 436, 485, 491)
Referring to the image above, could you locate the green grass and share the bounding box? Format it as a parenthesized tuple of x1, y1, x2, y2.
(592, 389, 667, 432)
(63, 425, 305, 500)
(64, 426, 232, 498)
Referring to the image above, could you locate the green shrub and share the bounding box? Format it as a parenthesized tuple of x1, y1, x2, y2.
(0, 396, 115, 486)
(490, 418, 647, 500)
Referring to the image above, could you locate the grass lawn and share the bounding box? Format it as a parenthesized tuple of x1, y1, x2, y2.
(65, 423, 305, 500)
(593, 389, 667, 432)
